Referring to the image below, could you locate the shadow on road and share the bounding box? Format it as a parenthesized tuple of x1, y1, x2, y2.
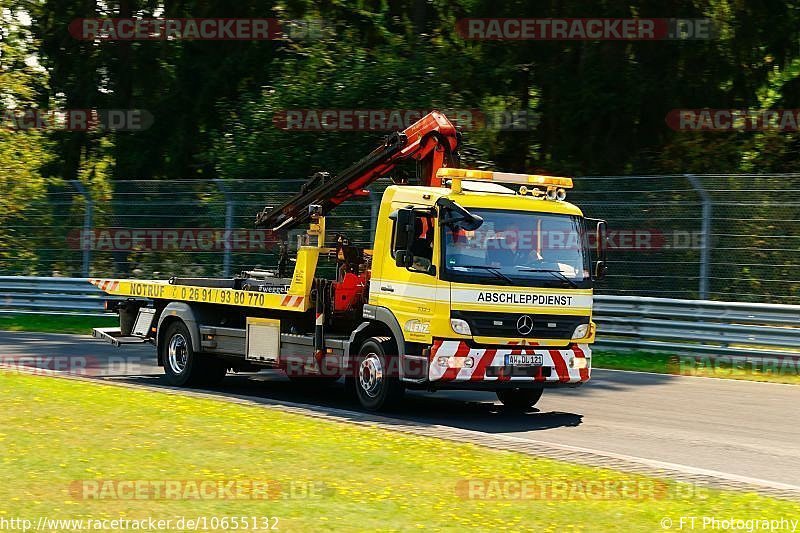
(107, 372, 585, 434)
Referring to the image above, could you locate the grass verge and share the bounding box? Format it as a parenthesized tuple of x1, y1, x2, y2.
(1, 371, 798, 532)
(0, 314, 115, 335)
(593, 350, 800, 385)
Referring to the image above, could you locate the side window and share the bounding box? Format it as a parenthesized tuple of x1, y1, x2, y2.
(410, 215, 434, 263)
(390, 211, 434, 269)
(390, 219, 401, 259)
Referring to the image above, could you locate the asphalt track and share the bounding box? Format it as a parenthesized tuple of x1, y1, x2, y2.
(2, 331, 799, 493)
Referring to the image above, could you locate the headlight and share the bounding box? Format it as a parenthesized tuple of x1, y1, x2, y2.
(450, 318, 472, 336)
(571, 323, 590, 340)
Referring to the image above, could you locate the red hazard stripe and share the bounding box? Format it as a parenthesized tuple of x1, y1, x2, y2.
(524, 348, 546, 382)
(470, 348, 497, 381)
(281, 295, 291, 306)
(440, 342, 470, 382)
(429, 339, 444, 360)
(550, 350, 571, 382)
(573, 344, 590, 381)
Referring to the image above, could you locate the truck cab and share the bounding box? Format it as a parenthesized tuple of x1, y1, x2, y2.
(350, 169, 606, 409)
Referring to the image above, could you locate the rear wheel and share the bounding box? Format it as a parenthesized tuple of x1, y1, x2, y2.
(351, 338, 404, 411)
(161, 321, 227, 387)
(496, 387, 544, 411)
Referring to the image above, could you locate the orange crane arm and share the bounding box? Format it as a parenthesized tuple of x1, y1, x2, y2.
(255, 111, 460, 232)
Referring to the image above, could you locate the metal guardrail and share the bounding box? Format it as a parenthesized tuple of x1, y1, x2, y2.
(593, 295, 800, 357)
(1, 277, 798, 357)
(0, 276, 117, 316)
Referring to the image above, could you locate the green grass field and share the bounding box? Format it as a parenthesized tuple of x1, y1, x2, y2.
(0, 313, 116, 334)
(593, 350, 800, 385)
(0, 371, 797, 532)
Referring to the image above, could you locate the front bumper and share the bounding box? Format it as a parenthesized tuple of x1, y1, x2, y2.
(427, 340, 591, 384)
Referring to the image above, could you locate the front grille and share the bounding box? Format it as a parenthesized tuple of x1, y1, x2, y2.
(452, 311, 588, 339)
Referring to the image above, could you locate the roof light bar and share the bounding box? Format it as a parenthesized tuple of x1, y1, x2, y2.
(436, 168, 573, 189)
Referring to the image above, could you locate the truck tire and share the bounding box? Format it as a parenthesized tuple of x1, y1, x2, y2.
(161, 321, 227, 387)
(352, 337, 404, 411)
(496, 387, 544, 411)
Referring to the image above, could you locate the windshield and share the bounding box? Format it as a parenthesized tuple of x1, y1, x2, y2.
(441, 208, 591, 288)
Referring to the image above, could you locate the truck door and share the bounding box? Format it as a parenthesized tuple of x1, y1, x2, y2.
(372, 203, 448, 346)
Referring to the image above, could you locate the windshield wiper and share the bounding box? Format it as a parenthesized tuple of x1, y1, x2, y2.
(457, 265, 513, 284)
(517, 268, 578, 288)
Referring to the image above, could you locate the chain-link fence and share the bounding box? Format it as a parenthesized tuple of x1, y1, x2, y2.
(3, 175, 799, 304)
(2, 178, 386, 282)
(572, 174, 800, 303)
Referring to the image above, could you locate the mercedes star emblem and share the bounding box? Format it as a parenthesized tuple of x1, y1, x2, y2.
(516, 315, 534, 335)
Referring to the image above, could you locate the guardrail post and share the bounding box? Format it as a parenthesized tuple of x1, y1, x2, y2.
(686, 174, 712, 300)
(71, 180, 93, 278)
(214, 179, 234, 278)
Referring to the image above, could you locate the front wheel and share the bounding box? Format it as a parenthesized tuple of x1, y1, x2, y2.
(161, 321, 227, 387)
(351, 338, 404, 411)
(496, 387, 544, 411)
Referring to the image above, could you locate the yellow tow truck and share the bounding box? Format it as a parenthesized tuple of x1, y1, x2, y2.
(90, 111, 607, 411)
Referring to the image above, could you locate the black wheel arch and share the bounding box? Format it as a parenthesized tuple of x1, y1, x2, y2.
(156, 302, 201, 366)
(349, 305, 406, 358)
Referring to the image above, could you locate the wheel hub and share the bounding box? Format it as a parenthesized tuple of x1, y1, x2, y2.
(167, 333, 188, 374)
(359, 353, 384, 398)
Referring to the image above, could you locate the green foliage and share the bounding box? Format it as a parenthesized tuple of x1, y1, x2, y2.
(5, 0, 800, 298)
(0, 3, 52, 270)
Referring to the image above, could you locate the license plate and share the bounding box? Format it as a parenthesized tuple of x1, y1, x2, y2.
(505, 354, 543, 366)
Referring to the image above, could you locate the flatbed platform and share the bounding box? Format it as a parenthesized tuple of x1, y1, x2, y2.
(89, 278, 309, 312)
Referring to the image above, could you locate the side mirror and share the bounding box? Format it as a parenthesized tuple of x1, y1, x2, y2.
(391, 207, 436, 275)
(594, 220, 608, 281)
(395, 250, 413, 268)
(594, 260, 608, 281)
(437, 198, 483, 231)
